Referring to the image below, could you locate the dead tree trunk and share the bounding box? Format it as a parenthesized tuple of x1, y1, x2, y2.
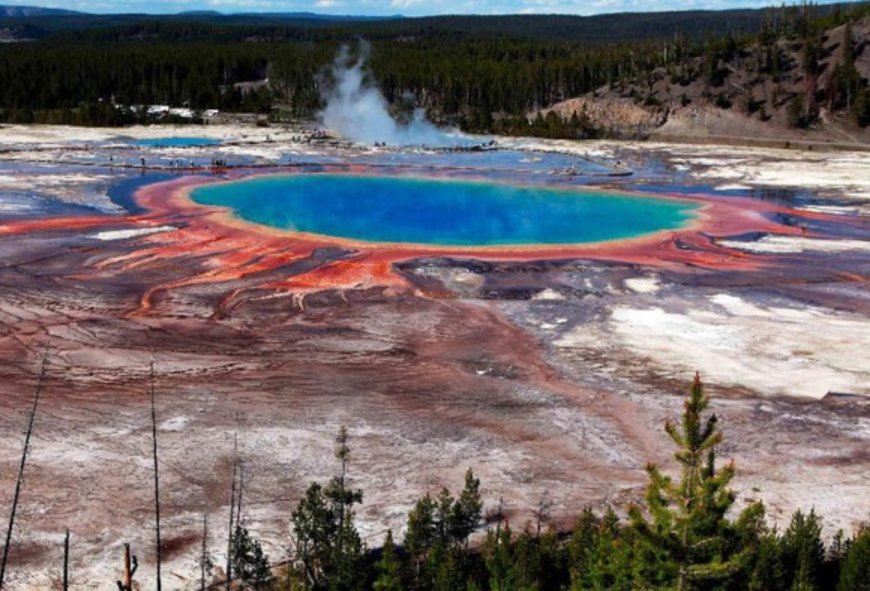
(62, 529, 69, 591)
(116, 543, 138, 591)
(235, 462, 244, 532)
(0, 354, 48, 590)
(200, 514, 209, 591)
(149, 362, 163, 591)
(534, 492, 553, 540)
(225, 434, 238, 591)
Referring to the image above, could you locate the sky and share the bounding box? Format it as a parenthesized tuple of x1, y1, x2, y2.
(3, 0, 846, 17)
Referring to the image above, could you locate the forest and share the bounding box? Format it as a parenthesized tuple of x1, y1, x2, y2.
(186, 375, 869, 590)
(0, 3, 868, 133)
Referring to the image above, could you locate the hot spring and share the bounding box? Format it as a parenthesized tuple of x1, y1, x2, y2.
(189, 174, 699, 246)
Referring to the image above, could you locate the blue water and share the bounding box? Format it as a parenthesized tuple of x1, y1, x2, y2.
(131, 137, 221, 148)
(190, 174, 698, 246)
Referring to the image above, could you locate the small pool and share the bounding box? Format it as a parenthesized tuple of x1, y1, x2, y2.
(190, 174, 699, 246)
(131, 137, 221, 148)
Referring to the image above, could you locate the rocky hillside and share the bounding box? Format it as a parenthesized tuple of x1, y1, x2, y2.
(542, 15, 870, 146)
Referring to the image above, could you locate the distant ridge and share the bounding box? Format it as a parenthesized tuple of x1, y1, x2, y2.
(236, 11, 402, 21)
(175, 10, 399, 20)
(0, 2, 860, 46)
(0, 7, 782, 44)
(175, 10, 222, 16)
(0, 5, 399, 21)
(0, 4, 84, 16)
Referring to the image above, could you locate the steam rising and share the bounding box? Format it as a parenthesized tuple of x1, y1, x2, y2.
(319, 44, 463, 147)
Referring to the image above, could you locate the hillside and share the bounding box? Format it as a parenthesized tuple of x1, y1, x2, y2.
(541, 14, 870, 146)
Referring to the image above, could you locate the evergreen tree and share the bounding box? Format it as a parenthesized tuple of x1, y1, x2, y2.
(374, 531, 403, 591)
(508, 527, 540, 589)
(569, 507, 635, 590)
(629, 373, 744, 590)
(788, 92, 808, 128)
(731, 501, 786, 591)
(292, 482, 336, 586)
(823, 529, 848, 589)
(853, 89, 870, 128)
(840, 19, 858, 112)
(484, 522, 515, 591)
(231, 525, 273, 589)
(537, 526, 569, 590)
(434, 488, 455, 547)
(781, 509, 825, 591)
(801, 33, 821, 120)
(404, 493, 436, 590)
(506, 524, 568, 590)
(588, 507, 634, 590)
(451, 469, 483, 546)
(838, 525, 870, 591)
(569, 507, 600, 587)
(431, 544, 463, 591)
(291, 427, 364, 590)
(326, 427, 365, 590)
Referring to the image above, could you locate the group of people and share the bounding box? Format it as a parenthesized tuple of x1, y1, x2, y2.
(105, 156, 207, 170)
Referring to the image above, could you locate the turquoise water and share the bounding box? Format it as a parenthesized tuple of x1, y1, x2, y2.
(132, 137, 221, 147)
(190, 174, 698, 246)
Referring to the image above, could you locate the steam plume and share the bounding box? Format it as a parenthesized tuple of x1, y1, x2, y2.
(319, 43, 463, 147)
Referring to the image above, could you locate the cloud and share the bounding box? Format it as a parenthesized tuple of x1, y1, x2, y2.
(390, 0, 423, 8)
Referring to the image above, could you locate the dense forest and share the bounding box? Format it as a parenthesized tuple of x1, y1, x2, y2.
(0, 7, 824, 42)
(206, 376, 870, 590)
(0, 3, 869, 133)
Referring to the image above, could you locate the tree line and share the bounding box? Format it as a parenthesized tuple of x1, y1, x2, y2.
(1, 3, 868, 133)
(0, 33, 682, 127)
(219, 376, 870, 591)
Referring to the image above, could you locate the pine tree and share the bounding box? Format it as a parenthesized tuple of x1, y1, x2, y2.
(291, 426, 364, 590)
(450, 469, 483, 546)
(484, 523, 515, 591)
(538, 526, 568, 590)
(508, 528, 540, 589)
(405, 494, 436, 552)
(838, 525, 870, 591)
(788, 93, 807, 128)
(404, 493, 436, 590)
(434, 488, 455, 547)
(569, 508, 600, 587)
(507, 524, 569, 590)
(823, 529, 848, 589)
(230, 525, 273, 589)
(431, 545, 463, 591)
(781, 509, 825, 591)
(374, 531, 403, 591)
(853, 89, 870, 128)
(568, 506, 635, 591)
(292, 482, 334, 586)
(841, 19, 857, 112)
(801, 34, 821, 120)
(730, 501, 785, 591)
(589, 507, 634, 591)
(629, 373, 743, 591)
